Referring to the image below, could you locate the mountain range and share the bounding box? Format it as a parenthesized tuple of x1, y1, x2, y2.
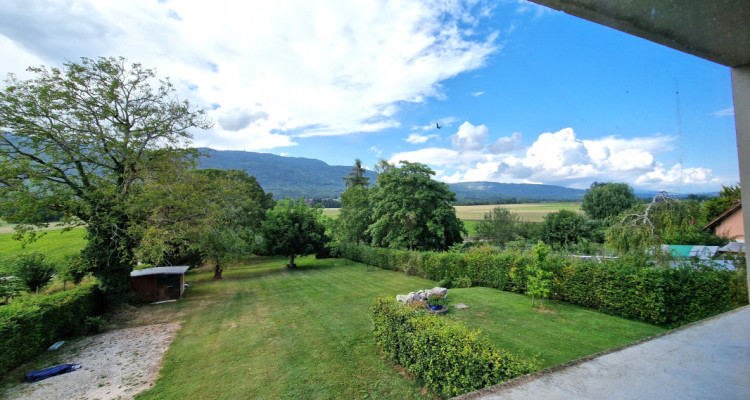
(197, 148, 591, 202)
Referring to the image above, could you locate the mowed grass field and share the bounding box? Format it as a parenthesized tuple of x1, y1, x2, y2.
(0, 227, 87, 264)
(132, 257, 663, 399)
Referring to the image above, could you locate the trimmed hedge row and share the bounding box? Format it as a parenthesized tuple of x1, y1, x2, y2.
(0, 283, 103, 375)
(370, 297, 538, 398)
(333, 243, 748, 327)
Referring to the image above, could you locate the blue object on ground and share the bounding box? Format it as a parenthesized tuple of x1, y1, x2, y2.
(24, 364, 81, 383)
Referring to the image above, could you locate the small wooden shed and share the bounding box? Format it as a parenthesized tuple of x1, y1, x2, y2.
(130, 266, 189, 303)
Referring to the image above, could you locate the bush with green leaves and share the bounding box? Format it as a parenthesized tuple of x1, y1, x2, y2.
(452, 276, 472, 288)
(12, 253, 56, 294)
(0, 283, 103, 375)
(57, 254, 90, 289)
(370, 298, 538, 398)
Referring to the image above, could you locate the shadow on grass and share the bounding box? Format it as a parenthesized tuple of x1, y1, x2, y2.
(188, 256, 348, 284)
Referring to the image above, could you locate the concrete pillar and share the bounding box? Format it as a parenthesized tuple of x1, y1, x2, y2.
(731, 65, 750, 302)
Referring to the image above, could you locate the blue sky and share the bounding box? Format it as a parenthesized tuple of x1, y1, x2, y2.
(0, 0, 738, 193)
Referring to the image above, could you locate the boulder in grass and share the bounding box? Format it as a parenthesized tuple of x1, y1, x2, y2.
(396, 287, 448, 305)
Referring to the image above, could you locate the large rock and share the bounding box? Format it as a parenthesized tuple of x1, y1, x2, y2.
(395, 287, 447, 304)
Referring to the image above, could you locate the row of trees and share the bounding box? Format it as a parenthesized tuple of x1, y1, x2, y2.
(475, 181, 739, 255)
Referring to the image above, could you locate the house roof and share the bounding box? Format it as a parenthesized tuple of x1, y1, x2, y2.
(702, 203, 742, 231)
(130, 266, 189, 277)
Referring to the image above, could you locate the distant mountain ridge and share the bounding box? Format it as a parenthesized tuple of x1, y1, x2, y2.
(448, 181, 585, 202)
(198, 148, 378, 199)
(198, 148, 631, 202)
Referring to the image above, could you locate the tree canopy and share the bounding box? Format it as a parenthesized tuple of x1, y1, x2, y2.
(476, 206, 520, 245)
(336, 160, 372, 245)
(135, 168, 274, 278)
(258, 198, 328, 268)
(368, 161, 465, 251)
(343, 158, 369, 188)
(581, 182, 638, 220)
(541, 209, 587, 248)
(701, 184, 741, 222)
(0, 57, 211, 304)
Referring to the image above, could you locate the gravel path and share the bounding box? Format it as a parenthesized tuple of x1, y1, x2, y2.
(3, 322, 180, 400)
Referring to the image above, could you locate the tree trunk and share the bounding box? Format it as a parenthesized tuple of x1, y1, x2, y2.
(288, 254, 296, 268)
(213, 261, 223, 279)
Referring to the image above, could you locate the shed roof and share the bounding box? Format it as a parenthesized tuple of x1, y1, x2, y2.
(130, 266, 189, 277)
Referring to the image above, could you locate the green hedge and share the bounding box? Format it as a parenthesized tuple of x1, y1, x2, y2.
(332, 243, 748, 327)
(370, 298, 538, 398)
(0, 283, 103, 375)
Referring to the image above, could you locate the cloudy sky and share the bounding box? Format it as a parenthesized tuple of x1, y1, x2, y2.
(0, 0, 739, 193)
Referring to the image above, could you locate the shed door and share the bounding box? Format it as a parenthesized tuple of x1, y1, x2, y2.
(155, 274, 181, 301)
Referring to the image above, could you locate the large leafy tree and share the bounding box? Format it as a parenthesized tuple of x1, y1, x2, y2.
(368, 161, 465, 251)
(335, 159, 372, 245)
(581, 182, 638, 220)
(476, 206, 520, 245)
(541, 209, 587, 247)
(0, 57, 210, 305)
(136, 168, 274, 279)
(258, 198, 328, 268)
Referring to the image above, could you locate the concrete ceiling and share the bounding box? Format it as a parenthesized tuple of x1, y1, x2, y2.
(529, 0, 750, 67)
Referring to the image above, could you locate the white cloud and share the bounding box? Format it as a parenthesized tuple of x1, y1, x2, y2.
(451, 121, 489, 151)
(393, 124, 718, 191)
(218, 108, 269, 131)
(405, 133, 440, 144)
(0, 0, 499, 150)
(489, 132, 522, 154)
(710, 107, 734, 117)
(472, 91, 485, 97)
(368, 146, 382, 157)
(635, 164, 717, 187)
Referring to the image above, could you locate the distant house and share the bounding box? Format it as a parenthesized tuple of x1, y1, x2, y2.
(130, 266, 189, 303)
(702, 203, 744, 240)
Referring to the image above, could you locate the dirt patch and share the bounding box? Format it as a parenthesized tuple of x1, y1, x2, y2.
(535, 307, 557, 314)
(2, 322, 180, 400)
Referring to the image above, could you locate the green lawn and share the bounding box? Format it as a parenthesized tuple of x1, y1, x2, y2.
(135, 257, 663, 399)
(463, 219, 479, 236)
(445, 287, 665, 368)
(0, 228, 87, 264)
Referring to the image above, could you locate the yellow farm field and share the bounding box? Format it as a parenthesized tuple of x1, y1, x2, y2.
(454, 202, 582, 222)
(325, 202, 581, 223)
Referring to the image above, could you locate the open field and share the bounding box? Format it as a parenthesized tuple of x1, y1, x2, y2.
(454, 202, 582, 222)
(126, 257, 661, 399)
(0, 228, 87, 264)
(324, 202, 581, 223)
